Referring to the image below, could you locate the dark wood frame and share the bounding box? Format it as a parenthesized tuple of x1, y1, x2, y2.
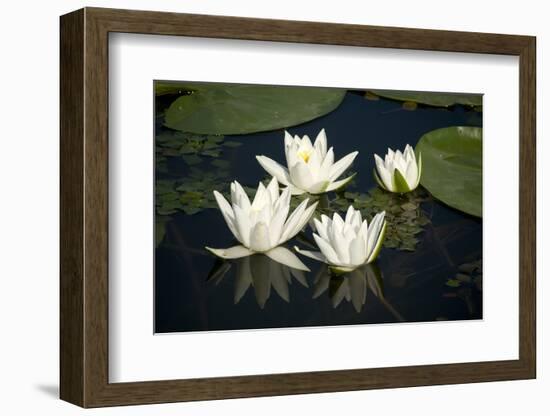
(60, 7, 536, 408)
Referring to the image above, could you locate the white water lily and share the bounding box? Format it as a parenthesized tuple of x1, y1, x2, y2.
(206, 177, 318, 271)
(295, 206, 386, 273)
(373, 144, 422, 193)
(256, 129, 358, 195)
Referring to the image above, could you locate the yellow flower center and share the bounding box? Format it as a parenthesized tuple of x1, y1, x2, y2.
(297, 150, 311, 163)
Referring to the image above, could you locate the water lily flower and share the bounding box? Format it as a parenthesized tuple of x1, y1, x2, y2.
(373, 144, 422, 193)
(256, 129, 358, 195)
(206, 177, 318, 271)
(295, 206, 386, 273)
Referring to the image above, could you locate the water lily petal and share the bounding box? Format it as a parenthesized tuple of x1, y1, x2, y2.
(366, 212, 386, 261)
(256, 155, 291, 186)
(328, 222, 350, 265)
(313, 233, 341, 265)
(232, 204, 251, 247)
(251, 181, 268, 210)
(281, 198, 309, 242)
(373, 168, 389, 191)
(331, 212, 345, 234)
(289, 161, 314, 192)
(301, 134, 313, 150)
(249, 222, 272, 252)
(392, 168, 411, 193)
(415, 152, 422, 188)
(265, 246, 310, 271)
(374, 154, 393, 190)
(306, 180, 330, 194)
(270, 189, 290, 246)
(328, 151, 358, 181)
(213, 191, 238, 238)
(284, 130, 294, 148)
(231, 181, 251, 210)
(325, 173, 356, 192)
(405, 154, 418, 187)
(366, 219, 387, 264)
(314, 128, 327, 157)
(205, 245, 254, 259)
(344, 205, 355, 224)
(286, 184, 308, 196)
(321, 147, 334, 172)
(294, 246, 327, 263)
(266, 177, 279, 203)
(313, 217, 329, 241)
(283, 201, 318, 242)
(404, 144, 416, 161)
(359, 219, 369, 247)
(349, 234, 367, 266)
(330, 265, 357, 274)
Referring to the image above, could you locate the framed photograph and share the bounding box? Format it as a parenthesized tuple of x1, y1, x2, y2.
(60, 7, 536, 408)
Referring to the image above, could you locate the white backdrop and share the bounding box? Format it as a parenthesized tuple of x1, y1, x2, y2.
(110, 34, 519, 382)
(0, 0, 545, 415)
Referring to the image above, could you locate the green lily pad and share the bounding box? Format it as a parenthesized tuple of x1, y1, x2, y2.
(416, 126, 482, 217)
(155, 81, 192, 96)
(369, 90, 482, 107)
(163, 83, 346, 135)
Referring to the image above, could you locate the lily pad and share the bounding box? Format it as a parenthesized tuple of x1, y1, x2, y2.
(368, 90, 482, 107)
(416, 126, 482, 217)
(163, 83, 346, 135)
(155, 81, 193, 96)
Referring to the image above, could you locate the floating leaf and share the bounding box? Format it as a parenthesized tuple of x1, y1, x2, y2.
(402, 101, 418, 111)
(164, 83, 346, 135)
(364, 91, 380, 101)
(223, 141, 243, 148)
(401, 202, 417, 211)
(181, 154, 202, 165)
(155, 167, 233, 217)
(155, 81, 193, 96)
(416, 126, 482, 217)
(369, 90, 482, 107)
(212, 159, 231, 169)
(202, 149, 221, 158)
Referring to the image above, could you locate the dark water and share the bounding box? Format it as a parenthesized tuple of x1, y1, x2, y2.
(155, 90, 482, 333)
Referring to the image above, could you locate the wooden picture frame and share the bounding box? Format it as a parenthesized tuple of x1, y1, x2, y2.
(60, 7, 536, 408)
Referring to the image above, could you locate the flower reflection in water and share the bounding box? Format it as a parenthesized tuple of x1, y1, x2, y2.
(313, 263, 403, 319)
(207, 253, 308, 309)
